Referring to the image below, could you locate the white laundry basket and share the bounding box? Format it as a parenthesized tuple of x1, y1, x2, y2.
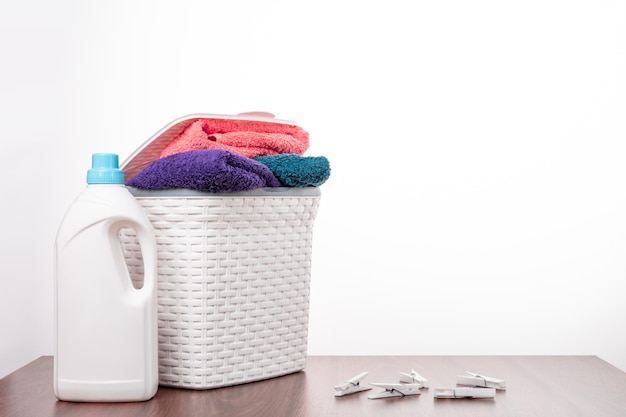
(119, 114, 321, 389)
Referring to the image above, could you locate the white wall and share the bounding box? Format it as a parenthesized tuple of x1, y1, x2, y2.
(2, 0, 625, 377)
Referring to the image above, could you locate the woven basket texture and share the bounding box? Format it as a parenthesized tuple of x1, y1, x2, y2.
(120, 193, 320, 389)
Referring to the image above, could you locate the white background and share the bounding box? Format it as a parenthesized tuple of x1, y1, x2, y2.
(1, 0, 625, 377)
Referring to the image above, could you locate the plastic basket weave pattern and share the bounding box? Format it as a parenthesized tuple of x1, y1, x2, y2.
(121, 190, 320, 389)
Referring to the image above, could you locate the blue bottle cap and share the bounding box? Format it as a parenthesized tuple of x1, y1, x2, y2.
(86, 153, 124, 184)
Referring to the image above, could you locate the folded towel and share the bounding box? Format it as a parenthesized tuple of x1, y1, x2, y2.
(127, 149, 281, 193)
(254, 154, 331, 187)
(159, 118, 309, 159)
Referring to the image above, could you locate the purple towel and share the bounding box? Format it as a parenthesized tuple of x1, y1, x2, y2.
(126, 149, 281, 193)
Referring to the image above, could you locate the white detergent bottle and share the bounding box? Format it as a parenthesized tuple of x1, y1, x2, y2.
(54, 153, 158, 402)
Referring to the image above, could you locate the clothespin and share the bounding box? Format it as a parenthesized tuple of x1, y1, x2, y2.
(434, 387, 496, 399)
(334, 371, 372, 397)
(456, 371, 506, 390)
(399, 369, 429, 388)
(368, 383, 422, 399)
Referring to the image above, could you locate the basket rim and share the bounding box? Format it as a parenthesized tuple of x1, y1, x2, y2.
(127, 186, 320, 198)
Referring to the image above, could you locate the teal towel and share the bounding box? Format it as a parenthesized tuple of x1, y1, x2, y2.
(254, 154, 330, 187)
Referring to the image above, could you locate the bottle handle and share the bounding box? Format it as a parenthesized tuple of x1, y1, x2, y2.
(133, 220, 158, 296)
(114, 218, 158, 297)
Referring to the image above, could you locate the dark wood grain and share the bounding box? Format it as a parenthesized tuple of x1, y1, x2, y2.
(1, 356, 625, 416)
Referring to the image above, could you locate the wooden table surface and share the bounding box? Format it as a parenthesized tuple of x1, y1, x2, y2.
(2, 355, 626, 416)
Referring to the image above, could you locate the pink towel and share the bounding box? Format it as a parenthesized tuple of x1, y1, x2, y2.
(159, 118, 309, 159)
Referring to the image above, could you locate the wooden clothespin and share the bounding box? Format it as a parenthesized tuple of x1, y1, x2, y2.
(434, 387, 496, 399)
(399, 369, 429, 388)
(368, 383, 422, 399)
(334, 371, 372, 397)
(457, 371, 506, 390)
